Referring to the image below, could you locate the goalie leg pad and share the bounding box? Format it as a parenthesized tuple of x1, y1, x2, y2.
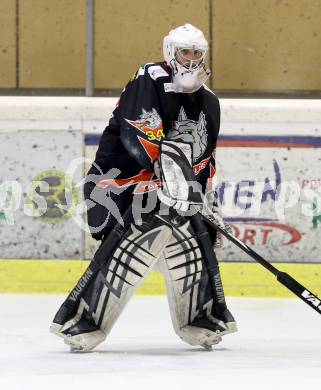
(159, 214, 237, 349)
(50, 213, 173, 351)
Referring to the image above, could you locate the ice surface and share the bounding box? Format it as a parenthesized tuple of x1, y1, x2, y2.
(0, 295, 320, 390)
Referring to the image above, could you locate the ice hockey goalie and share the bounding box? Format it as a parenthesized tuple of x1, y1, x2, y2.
(50, 23, 237, 351)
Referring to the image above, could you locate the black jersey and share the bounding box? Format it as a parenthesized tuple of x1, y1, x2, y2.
(85, 62, 221, 239)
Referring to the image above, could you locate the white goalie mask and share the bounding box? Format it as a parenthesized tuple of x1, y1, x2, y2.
(163, 23, 211, 93)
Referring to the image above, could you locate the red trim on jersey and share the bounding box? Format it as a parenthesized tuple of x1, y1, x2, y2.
(193, 157, 211, 175)
(138, 136, 160, 163)
(96, 169, 154, 189)
(126, 119, 164, 141)
(133, 179, 161, 194)
(207, 162, 216, 190)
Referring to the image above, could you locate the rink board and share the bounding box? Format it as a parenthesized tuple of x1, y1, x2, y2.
(0, 259, 320, 298)
(1, 97, 321, 265)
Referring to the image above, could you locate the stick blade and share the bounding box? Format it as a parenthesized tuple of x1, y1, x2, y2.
(277, 272, 321, 315)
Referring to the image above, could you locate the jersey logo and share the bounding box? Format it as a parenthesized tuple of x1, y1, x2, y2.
(125, 108, 165, 142)
(148, 65, 169, 80)
(168, 107, 208, 162)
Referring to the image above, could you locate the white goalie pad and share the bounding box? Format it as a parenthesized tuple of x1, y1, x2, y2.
(158, 215, 237, 349)
(50, 213, 173, 351)
(50, 209, 236, 351)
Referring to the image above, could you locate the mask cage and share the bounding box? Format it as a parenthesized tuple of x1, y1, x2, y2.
(174, 46, 207, 71)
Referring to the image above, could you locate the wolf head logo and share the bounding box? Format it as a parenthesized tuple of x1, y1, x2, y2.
(125, 108, 164, 142)
(168, 107, 208, 162)
(138, 108, 162, 129)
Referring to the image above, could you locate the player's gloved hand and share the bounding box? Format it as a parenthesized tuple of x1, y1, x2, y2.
(203, 191, 232, 249)
(155, 139, 202, 212)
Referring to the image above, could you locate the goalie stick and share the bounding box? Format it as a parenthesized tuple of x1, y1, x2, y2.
(201, 214, 321, 316)
(159, 139, 321, 316)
